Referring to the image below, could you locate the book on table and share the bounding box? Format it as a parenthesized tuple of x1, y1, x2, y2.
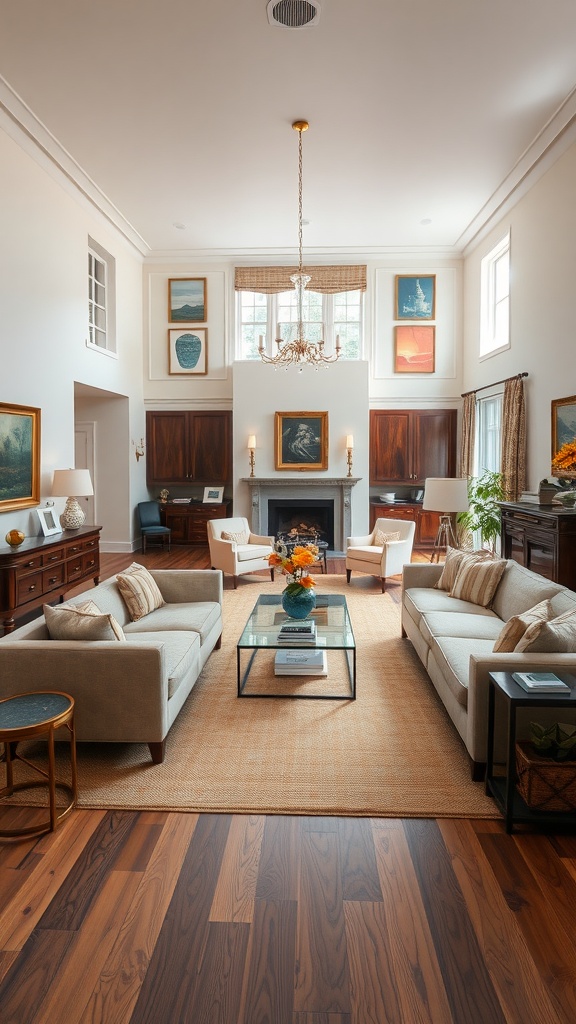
(511, 671, 571, 693)
(275, 648, 328, 676)
(277, 620, 316, 645)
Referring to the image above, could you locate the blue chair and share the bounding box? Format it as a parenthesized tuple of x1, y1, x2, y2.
(137, 501, 171, 553)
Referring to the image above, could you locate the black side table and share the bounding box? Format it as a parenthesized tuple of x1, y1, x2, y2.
(486, 671, 576, 833)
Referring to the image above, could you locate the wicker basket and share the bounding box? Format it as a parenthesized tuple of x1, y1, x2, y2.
(515, 741, 576, 812)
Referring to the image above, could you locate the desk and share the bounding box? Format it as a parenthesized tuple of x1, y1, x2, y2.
(0, 691, 77, 840)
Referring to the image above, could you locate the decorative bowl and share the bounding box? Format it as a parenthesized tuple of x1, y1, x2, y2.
(378, 493, 396, 503)
(554, 491, 576, 507)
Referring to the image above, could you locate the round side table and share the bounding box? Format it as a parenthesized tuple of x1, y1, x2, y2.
(0, 691, 77, 840)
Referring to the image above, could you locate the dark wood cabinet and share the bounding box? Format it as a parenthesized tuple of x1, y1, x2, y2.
(160, 502, 231, 545)
(369, 503, 441, 549)
(0, 526, 101, 635)
(369, 409, 457, 485)
(500, 502, 576, 589)
(146, 411, 232, 486)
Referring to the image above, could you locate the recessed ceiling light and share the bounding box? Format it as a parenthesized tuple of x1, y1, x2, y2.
(420, 218, 432, 225)
(173, 222, 186, 230)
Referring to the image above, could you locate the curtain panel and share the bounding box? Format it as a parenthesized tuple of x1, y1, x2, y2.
(501, 376, 527, 501)
(459, 393, 476, 480)
(234, 265, 367, 294)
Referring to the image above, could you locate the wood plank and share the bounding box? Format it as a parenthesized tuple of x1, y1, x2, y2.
(77, 812, 198, 1024)
(255, 814, 301, 901)
(344, 901, 402, 1023)
(440, 819, 564, 1024)
(293, 1015, 351, 1023)
(0, 929, 73, 1023)
(186, 920, 249, 1023)
(113, 820, 164, 872)
(0, 950, 18, 986)
(403, 819, 507, 1024)
(128, 813, 231, 1024)
(513, 833, 576, 958)
(294, 830, 351, 1014)
(372, 826, 454, 1024)
(210, 814, 265, 923)
(239, 898, 297, 1024)
(337, 817, 382, 902)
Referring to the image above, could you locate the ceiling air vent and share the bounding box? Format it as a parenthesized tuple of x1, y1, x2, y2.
(267, 0, 321, 29)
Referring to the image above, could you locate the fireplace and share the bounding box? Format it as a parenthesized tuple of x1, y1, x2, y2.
(267, 498, 335, 548)
(243, 477, 359, 553)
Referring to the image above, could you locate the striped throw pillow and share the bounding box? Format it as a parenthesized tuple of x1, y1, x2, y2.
(116, 562, 165, 621)
(515, 607, 576, 653)
(493, 599, 553, 653)
(450, 556, 507, 607)
(434, 547, 490, 592)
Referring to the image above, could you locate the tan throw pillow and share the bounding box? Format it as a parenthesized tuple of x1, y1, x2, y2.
(493, 599, 553, 653)
(450, 556, 507, 607)
(435, 547, 489, 592)
(116, 562, 165, 621)
(374, 529, 401, 547)
(44, 603, 125, 641)
(516, 608, 576, 653)
(60, 599, 101, 615)
(221, 529, 250, 544)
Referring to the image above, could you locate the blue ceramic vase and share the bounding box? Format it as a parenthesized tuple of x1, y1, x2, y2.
(281, 585, 316, 620)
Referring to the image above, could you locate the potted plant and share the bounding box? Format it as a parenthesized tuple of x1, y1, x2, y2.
(516, 723, 576, 812)
(457, 470, 504, 553)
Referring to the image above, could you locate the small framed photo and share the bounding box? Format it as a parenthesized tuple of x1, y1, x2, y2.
(168, 328, 208, 375)
(203, 486, 224, 504)
(395, 275, 435, 320)
(394, 325, 435, 373)
(551, 394, 576, 478)
(275, 412, 328, 471)
(36, 506, 62, 537)
(168, 278, 207, 322)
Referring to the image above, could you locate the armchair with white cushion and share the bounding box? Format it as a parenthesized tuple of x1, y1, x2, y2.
(207, 516, 275, 589)
(345, 517, 415, 592)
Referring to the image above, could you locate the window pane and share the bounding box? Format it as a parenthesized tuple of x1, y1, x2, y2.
(95, 282, 106, 306)
(494, 297, 509, 347)
(93, 258, 105, 285)
(494, 252, 509, 301)
(95, 306, 106, 330)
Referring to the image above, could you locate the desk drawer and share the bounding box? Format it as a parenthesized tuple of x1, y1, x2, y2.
(82, 551, 99, 575)
(67, 557, 84, 582)
(42, 547, 65, 567)
(43, 565, 66, 591)
(17, 572, 43, 603)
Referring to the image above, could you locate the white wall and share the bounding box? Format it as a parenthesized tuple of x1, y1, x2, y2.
(462, 141, 576, 491)
(0, 126, 147, 550)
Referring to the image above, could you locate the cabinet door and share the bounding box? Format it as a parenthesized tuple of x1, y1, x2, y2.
(146, 412, 189, 484)
(370, 412, 411, 483)
(190, 412, 231, 483)
(417, 510, 441, 547)
(411, 410, 457, 482)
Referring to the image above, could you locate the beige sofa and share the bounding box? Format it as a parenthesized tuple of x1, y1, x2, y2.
(0, 569, 223, 764)
(402, 560, 576, 778)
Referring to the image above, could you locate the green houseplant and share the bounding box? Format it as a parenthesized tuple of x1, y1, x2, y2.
(457, 470, 504, 553)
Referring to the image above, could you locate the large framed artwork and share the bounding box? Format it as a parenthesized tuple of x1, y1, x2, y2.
(275, 412, 328, 471)
(394, 325, 435, 373)
(0, 402, 41, 512)
(395, 275, 435, 320)
(168, 328, 208, 375)
(551, 394, 576, 478)
(168, 278, 207, 323)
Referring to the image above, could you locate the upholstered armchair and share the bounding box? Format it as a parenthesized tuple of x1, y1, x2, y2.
(345, 517, 415, 592)
(207, 516, 275, 589)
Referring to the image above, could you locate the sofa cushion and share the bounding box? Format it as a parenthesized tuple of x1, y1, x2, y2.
(44, 603, 125, 641)
(374, 529, 401, 546)
(124, 601, 221, 645)
(124, 630, 200, 698)
(434, 547, 490, 592)
(419, 610, 502, 646)
(347, 544, 384, 564)
(516, 608, 576, 654)
(403, 588, 497, 632)
(117, 563, 165, 621)
(236, 544, 273, 562)
(492, 598, 554, 653)
(491, 560, 564, 621)
(221, 529, 250, 544)
(429, 635, 496, 708)
(65, 577, 131, 627)
(450, 556, 507, 607)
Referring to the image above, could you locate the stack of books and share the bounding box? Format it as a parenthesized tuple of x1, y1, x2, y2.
(275, 648, 327, 676)
(511, 671, 571, 693)
(277, 620, 317, 645)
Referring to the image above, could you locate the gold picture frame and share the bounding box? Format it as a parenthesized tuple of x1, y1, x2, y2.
(274, 412, 328, 471)
(551, 394, 576, 478)
(0, 402, 41, 512)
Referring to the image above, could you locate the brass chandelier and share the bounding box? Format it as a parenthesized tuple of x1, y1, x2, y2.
(259, 120, 341, 369)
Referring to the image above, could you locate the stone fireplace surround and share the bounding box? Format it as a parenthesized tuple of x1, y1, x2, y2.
(242, 477, 360, 553)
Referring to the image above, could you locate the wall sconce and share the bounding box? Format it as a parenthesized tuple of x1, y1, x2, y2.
(247, 434, 256, 478)
(345, 434, 354, 477)
(132, 438, 145, 462)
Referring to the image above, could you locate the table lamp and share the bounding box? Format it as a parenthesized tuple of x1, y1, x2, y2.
(423, 477, 469, 562)
(52, 469, 94, 529)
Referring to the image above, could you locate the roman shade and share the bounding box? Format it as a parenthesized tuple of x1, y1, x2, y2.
(234, 265, 367, 294)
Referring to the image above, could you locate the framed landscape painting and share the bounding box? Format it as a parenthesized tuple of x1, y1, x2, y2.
(394, 325, 435, 373)
(395, 275, 435, 320)
(551, 394, 576, 478)
(168, 278, 207, 323)
(0, 402, 41, 512)
(168, 328, 208, 375)
(275, 411, 328, 471)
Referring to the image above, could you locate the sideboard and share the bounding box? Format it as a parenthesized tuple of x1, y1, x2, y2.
(160, 501, 231, 544)
(499, 502, 576, 589)
(0, 525, 101, 635)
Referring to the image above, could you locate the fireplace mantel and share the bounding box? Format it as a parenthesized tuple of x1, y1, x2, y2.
(241, 477, 360, 552)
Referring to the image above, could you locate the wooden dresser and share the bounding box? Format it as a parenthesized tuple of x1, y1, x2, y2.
(370, 502, 441, 550)
(0, 526, 101, 635)
(499, 502, 576, 589)
(160, 501, 231, 544)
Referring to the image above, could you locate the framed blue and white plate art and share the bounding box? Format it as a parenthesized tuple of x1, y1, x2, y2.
(168, 328, 208, 375)
(395, 275, 435, 320)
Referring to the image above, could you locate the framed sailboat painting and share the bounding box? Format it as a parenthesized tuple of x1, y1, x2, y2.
(395, 275, 435, 320)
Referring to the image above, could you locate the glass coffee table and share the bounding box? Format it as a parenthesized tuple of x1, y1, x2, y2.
(237, 593, 356, 699)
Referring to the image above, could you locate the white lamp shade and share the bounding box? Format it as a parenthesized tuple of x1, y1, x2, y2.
(423, 477, 469, 513)
(346, 435, 354, 449)
(247, 435, 256, 450)
(52, 469, 94, 497)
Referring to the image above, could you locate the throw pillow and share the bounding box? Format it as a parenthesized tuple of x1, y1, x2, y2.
(60, 599, 101, 615)
(373, 529, 401, 547)
(44, 603, 125, 641)
(221, 529, 250, 544)
(434, 547, 490, 592)
(450, 556, 507, 607)
(516, 607, 576, 653)
(116, 562, 165, 621)
(492, 598, 554, 653)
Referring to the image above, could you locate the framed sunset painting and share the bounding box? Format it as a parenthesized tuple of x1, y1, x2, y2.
(394, 325, 435, 373)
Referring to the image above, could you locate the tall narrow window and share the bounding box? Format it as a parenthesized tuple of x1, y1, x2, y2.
(476, 394, 503, 475)
(87, 237, 116, 355)
(480, 233, 510, 357)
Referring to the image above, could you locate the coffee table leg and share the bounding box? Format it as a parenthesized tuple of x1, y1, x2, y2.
(238, 648, 259, 696)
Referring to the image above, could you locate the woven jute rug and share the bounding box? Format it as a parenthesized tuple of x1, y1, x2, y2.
(29, 573, 496, 819)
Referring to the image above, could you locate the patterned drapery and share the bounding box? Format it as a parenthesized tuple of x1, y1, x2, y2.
(459, 392, 476, 480)
(501, 376, 526, 501)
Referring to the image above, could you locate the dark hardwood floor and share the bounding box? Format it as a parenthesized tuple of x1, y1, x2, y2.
(1, 545, 576, 1023)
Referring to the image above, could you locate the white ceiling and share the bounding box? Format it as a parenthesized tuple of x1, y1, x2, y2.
(1, 0, 575, 257)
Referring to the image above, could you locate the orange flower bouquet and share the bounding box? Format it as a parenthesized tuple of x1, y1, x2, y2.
(552, 439, 576, 476)
(268, 541, 319, 597)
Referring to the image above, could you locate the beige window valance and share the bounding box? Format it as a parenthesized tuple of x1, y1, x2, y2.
(234, 265, 367, 294)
